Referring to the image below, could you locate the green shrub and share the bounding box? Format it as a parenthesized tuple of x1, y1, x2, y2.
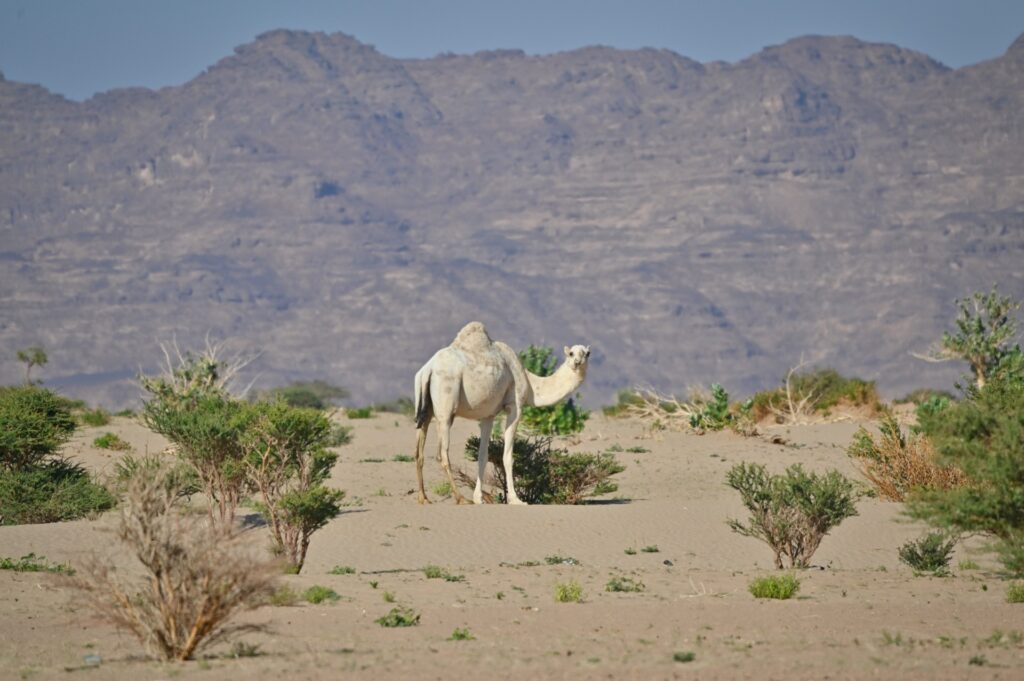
(606, 576, 645, 592)
(0, 458, 115, 524)
(641, 545, 659, 553)
(372, 397, 415, 416)
(518, 345, 589, 436)
(602, 390, 647, 417)
(1007, 583, 1024, 603)
(93, 432, 132, 451)
(673, 651, 696, 663)
(259, 381, 349, 410)
(908, 347, 1024, 576)
(326, 423, 353, 447)
(143, 393, 253, 524)
(242, 401, 343, 573)
(449, 627, 475, 641)
(898, 532, 957, 576)
(376, 606, 420, 627)
(689, 383, 732, 431)
(0, 386, 77, 470)
(329, 565, 355, 575)
(896, 388, 957, 405)
(749, 574, 800, 599)
(79, 408, 111, 427)
(0, 553, 74, 574)
(465, 435, 623, 504)
(750, 368, 880, 422)
(302, 585, 340, 604)
(554, 580, 584, 603)
(347, 407, 373, 419)
(726, 463, 859, 568)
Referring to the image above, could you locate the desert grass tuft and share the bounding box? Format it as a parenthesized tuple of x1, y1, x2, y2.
(748, 574, 800, 600)
(554, 580, 584, 603)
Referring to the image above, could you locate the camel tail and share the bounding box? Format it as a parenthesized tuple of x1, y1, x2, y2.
(414, 364, 432, 429)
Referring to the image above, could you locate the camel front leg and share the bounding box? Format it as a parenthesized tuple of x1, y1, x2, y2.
(473, 418, 494, 504)
(502, 404, 527, 505)
(415, 424, 430, 504)
(437, 418, 469, 505)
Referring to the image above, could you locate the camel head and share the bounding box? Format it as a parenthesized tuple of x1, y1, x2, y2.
(563, 344, 592, 372)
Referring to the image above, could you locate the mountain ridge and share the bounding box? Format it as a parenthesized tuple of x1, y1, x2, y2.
(1, 30, 1022, 408)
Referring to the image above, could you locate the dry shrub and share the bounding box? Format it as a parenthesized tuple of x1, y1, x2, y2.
(71, 462, 279, 661)
(847, 414, 967, 502)
(608, 388, 700, 431)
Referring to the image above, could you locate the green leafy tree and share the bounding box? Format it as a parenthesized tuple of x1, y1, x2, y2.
(16, 346, 48, 384)
(908, 349, 1024, 574)
(242, 402, 343, 572)
(259, 380, 350, 410)
(518, 345, 589, 436)
(938, 287, 1021, 389)
(726, 463, 859, 569)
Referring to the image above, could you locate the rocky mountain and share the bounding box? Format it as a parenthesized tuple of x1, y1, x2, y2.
(1, 29, 1023, 408)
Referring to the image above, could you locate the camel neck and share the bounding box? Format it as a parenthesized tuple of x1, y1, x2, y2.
(526, 361, 586, 407)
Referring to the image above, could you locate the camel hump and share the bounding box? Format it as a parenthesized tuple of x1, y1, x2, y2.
(452, 321, 493, 353)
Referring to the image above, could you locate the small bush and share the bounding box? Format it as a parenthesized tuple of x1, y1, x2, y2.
(726, 463, 859, 569)
(898, 532, 957, 576)
(1007, 583, 1024, 603)
(329, 565, 355, 575)
(0, 459, 115, 525)
(80, 408, 111, 427)
(0, 553, 73, 574)
(641, 545, 659, 553)
(93, 432, 132, 451)
(71, 462, 280, 661)
(464, 436, 624, 504)
(749, 574, 800, 599)
(303, 585, 340, 604)
(0, 385, 77, 470)
(376, 606, 420, 627)
(372, 397, 415, 416)
(258, 381, 349, 410)
(449, 628, 475, 641)
(326, 423, 353, 447)
(518, 345, 589, 436)
(242, 401, 344, 573)
(673, 651, 696, 663)
(423, 565, 464, 581)
(392, 454, 414, 463)
(554, 580, 584, 603)
(346, 407, 373, 419)
(545, 554, 580, 565)
(433, 480, 452, 498)
(689, 384, 732, 432)
(751, 367, 880, 422)
(606, 576, 645, 592)
(847, 414, 966, 501)
(896, 388, 957, 405)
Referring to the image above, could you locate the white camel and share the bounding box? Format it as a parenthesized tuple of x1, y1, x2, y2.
(413, 321, 590, 505)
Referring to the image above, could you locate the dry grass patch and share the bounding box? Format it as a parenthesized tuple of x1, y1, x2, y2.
(847, 414, 967, 501)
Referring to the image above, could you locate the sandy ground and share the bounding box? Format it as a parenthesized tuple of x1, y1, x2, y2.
(2, 412, 1023, 680)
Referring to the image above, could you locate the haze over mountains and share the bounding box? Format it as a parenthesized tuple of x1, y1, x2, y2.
(2, 29, 1023, 408)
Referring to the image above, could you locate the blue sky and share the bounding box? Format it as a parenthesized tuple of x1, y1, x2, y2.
(1, 0, 1023, 101)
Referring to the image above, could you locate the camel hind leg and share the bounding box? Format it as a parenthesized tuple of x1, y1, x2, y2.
(437, 416, 469, 504)
(415, 420, 431, 504)
(502, 403, 527, 505)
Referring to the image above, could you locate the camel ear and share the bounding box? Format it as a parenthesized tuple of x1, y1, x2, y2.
(564, 346, 572, 357)
(584, 346, 591, 357)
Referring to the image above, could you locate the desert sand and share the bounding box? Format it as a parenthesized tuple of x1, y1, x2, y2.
(2, 411, 1022, 680)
